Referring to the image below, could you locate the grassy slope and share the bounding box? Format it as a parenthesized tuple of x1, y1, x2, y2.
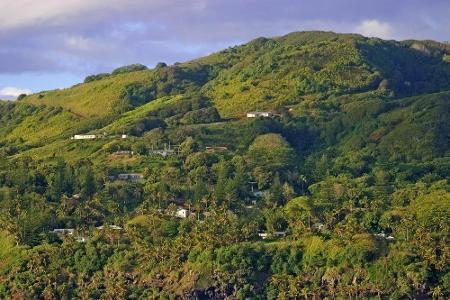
(23, 70, 154, 118)
(0, 103, 88, 148)
(196, 31, 450, 118)
(336, 91, 450, 160)
(17, 32, 450, 123)
(202, 33, 378, 117)
(100, 95, 181, 133)
(12, 96, 180, 162)
(6, 110, 83, 145)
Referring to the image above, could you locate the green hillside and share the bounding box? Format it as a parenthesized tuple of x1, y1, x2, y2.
(19, 31, 450, 120)
(0, 31, 449, 299)
(0, 102, 88, 153)
(23, 70, 155, 118)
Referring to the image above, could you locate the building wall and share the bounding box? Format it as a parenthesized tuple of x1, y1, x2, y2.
(73, 135, 96, 140)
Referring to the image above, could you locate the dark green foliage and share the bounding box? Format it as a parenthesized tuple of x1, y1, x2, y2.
(47, 159, 74, 201)
(120, 82, 156, 108)
(359, 40, 450, 95)
(125, 117, 166, 136)
(152, 95, 209, 119)
(155, 62, 167, 69)
(79, 166, 96, 199)
(112, 63, 148, 75)
(16, 94, 27, 101)
(117, 65, 213, 114)
(180, 107, 221, 125)
(84, 72, 111, 83)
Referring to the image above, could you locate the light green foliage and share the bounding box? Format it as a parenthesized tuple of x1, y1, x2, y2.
(111, 63, 148, 75)
(0, 231, 26, 272)
(0, 103, 87, 149)
(247, 133, 296, 172)
(100, 95, 178, 133)
(204, 37, 377, 117)
(24, 70, 155, 118)
(410, 190, 450, 232)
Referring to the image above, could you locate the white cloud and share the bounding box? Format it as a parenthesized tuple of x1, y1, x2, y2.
(0, 0, 169, 31)
(355, 19, 394, 39)
(0, 86, 32, 100)
(0, 1, 101, 30)
(64, 35, 110, 53)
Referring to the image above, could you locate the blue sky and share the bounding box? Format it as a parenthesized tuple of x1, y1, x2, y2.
(1, 0, 449, 99)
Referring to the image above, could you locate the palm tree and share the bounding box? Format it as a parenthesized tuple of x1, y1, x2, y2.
(322, 267, 341, 299)
(301, 287, 310, 300)
(299, 174, 307, 194)
(430, 286, 443, 299)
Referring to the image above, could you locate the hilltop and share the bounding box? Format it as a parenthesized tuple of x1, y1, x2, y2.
(21, 32, 450, 115)
(0, 31, 449, 299)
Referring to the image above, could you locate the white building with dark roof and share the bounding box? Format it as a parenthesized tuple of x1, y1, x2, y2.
(51, 228, 74, 235)
(96, 225, 123, 230)
(117, 173, 144, 182)
(176, 207, 191, 219)
(71, 134, 97, 140)
(246, 111, 273, 118)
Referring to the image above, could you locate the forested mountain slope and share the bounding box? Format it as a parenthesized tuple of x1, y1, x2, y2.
(0, 31, 449, 299)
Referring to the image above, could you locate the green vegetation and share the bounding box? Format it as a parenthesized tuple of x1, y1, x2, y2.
(23, 70, 156, 118)
(0, 31, 449, 299)
(112, 63, 148, 75)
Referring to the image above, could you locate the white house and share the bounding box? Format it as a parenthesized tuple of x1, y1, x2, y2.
(71, 134, 97, 140)
(258, 231, 286, 239)
(313, 223, 325, 231)
(246, 111, 273, 118)
(52, 228, 74, 235)
(205, 146, 228, 152)
(117, 173, 144, 182)
(149, 149, 176, 157)
(375, 232, 395, 241)
(115, 150, 133, 155)
(75, 236, 87, 243)
(176, 208, 190, 219)
(96, 225, 123, 230)
(258, 232, 268, 239)
(121, 134, 128, 139)
(273, 231, 286, 237)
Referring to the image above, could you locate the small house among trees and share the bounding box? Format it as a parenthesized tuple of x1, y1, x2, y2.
(205, 146, 228, 152)
(246, 111, 273, 118)
(116, 173, 144, 182)
(96, 225, 123, 231)
(71, 134, 97, 140)
(148, 149, 176, 157)
(51, 228, 74, 235)
(176, 208, 190, 219)
(114, 150, 134, 156)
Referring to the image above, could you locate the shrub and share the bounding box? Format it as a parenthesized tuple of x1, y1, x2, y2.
(16, 94, 27, 101)
(112, 64, 148, 75)
(83, 73, 110, 83)
(180, 107, 221, 125)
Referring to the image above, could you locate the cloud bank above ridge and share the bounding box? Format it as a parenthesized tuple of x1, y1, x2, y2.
(1, 0, 449, 92)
